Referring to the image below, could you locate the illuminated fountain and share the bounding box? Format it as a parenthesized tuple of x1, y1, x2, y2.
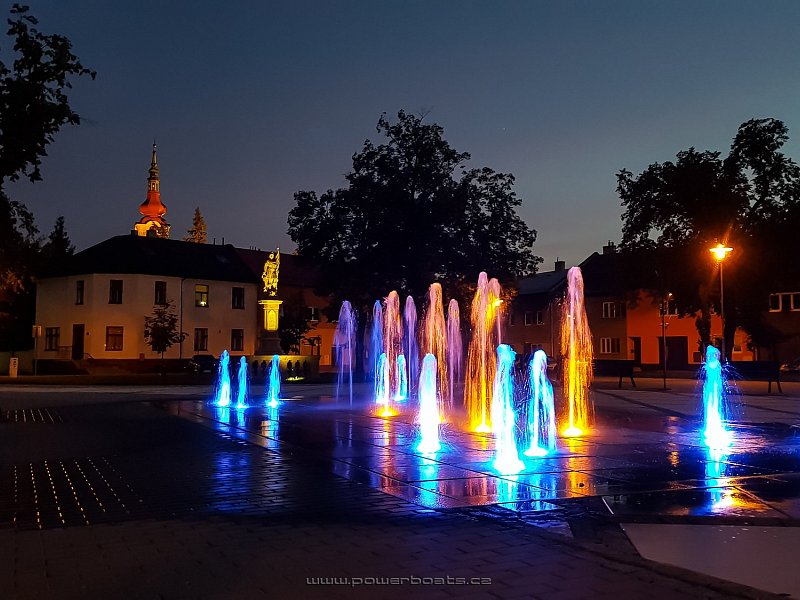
(702, 345, 732, 448)
(235, 356, 249, 410)
(561, 266, 593, 437)
(214, 350, 231, 407)
(375, 353, 393, 416)
(446, 299, 462, 412)
(265, 354, 281, 408)
(492, 344, 524, 474)
(416, 354, 441, 453)
(395, 355, 408, 401)
(524, 350, 557, 457)
(465, 272, 504, 432)
(383, 290, 404, 398)
(421, 283, 448, 412)
(334, 301, 357, 404)
(403, 296, 419, 395)
(368, 300, 384, 382)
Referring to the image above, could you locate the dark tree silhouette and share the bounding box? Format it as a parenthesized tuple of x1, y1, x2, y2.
(288, 110, 540, 310)
(0, 4, 96, 184)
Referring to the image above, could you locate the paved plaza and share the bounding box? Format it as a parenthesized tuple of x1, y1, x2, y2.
(1, 376, 799, 598)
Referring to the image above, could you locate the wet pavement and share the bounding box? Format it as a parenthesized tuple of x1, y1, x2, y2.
(0, 379, 798, 598)
(172, 385, 800, 525)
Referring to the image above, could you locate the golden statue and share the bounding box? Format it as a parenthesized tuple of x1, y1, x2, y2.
(262, 248, 280, 296)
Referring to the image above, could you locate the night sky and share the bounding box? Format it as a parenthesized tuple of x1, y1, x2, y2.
(7, 1, 800, 270)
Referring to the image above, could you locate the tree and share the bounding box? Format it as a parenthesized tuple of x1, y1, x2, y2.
(40, 216, 74, 268)
(0, 4, 94, 351)
(184, 207, 207, 243)
(617, 118, 800, 357)
(0, 4, 96, 184)
(144, 300, 187, 374)
(278, 292, 313, 355)
(0, 190, 38, 350)
(288, 110, 540, 310)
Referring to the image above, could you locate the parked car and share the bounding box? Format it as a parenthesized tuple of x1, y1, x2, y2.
(188, 354, 218, 373)
(780, 358, 800, 373)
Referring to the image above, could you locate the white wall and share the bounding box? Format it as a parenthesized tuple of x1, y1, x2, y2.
(35, 274, 258, 360)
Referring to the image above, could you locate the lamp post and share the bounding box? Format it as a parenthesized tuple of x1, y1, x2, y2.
(661, 293, 673, 390)
(710, 243, 733, 361)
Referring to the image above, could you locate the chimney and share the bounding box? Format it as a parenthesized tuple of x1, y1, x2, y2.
(554, 257, 565, 272)
(602, 240, 617, 255)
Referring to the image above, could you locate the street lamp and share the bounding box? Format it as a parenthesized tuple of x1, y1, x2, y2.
(709, 243, 733, 361)
(661, 292, 673, 390)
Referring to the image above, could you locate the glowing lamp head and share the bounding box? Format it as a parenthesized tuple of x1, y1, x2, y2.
(710, 243, 733, 262)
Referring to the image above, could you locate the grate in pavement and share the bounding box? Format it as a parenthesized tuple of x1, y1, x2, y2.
(0, 456, 140, 530)
(2, 408, 64, 424)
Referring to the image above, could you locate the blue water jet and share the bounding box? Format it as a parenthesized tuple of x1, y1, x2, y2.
(334, 301, 357, 405)
(492, 344, 524, 474)
(416, 354, 441, 453)
(701, 345, 732, 448)
(214, 350, 231, 407)
(266, 355, 281, 408)
(395, 354, 408, 401)
(403, 296, 419, 395)
(235, 356, 249, 410)
(524, 350, 557, 457)
(375, 353, 391, 413)
(368, 300, 384, 383)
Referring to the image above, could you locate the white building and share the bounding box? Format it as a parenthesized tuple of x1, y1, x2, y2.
(35, 234, 259, 365)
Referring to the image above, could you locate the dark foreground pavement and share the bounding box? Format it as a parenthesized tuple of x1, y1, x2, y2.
(0, 400, 781, 600)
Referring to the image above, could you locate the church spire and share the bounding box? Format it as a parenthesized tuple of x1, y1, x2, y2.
(134, 142, 170, 238)
(149, 141, 159, 180)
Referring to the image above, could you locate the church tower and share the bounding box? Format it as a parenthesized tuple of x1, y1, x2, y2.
(133, 143, 171, 238)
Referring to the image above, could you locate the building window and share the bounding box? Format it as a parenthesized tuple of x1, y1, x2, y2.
(524, 311, 543, 325)
(600, 337, 620, 354)
(663, 299, 678, 316)
(45, 327, 60, 351)
(109, 280, 123, 304)
(231, 329, 244, 351)
(154, 281, 167, 305)
(194, 328, 209, 351)
(769, 292, 800, 312)
(508, 311, 515, 326)
(105, 326, 123, 351)
(75, 280, 84, 305)
(602, 302, 618, 319)
(305, 306, 320, 322)
(231, 287, 245, 310)
(195, 284, 209, 307)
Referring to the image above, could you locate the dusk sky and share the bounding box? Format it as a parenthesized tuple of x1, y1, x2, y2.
(8, 1, 800, 270)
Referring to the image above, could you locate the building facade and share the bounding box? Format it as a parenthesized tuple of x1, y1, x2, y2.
(506, 248, 756, 370)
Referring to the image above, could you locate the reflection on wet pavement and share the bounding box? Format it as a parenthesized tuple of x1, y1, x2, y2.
(173, 396, 800, 521)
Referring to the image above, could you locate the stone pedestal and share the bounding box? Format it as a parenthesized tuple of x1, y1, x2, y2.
(258, 299, 283, 354)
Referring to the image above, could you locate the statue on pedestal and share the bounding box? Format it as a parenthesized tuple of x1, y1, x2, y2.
(262, 249, 280, 296)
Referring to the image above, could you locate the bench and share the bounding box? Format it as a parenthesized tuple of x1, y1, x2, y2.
(728, 361, 782, 394)
(593, 359, 637, 389)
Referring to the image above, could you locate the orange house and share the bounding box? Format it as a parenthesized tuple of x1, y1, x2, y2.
(507, 246, 755, 370)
